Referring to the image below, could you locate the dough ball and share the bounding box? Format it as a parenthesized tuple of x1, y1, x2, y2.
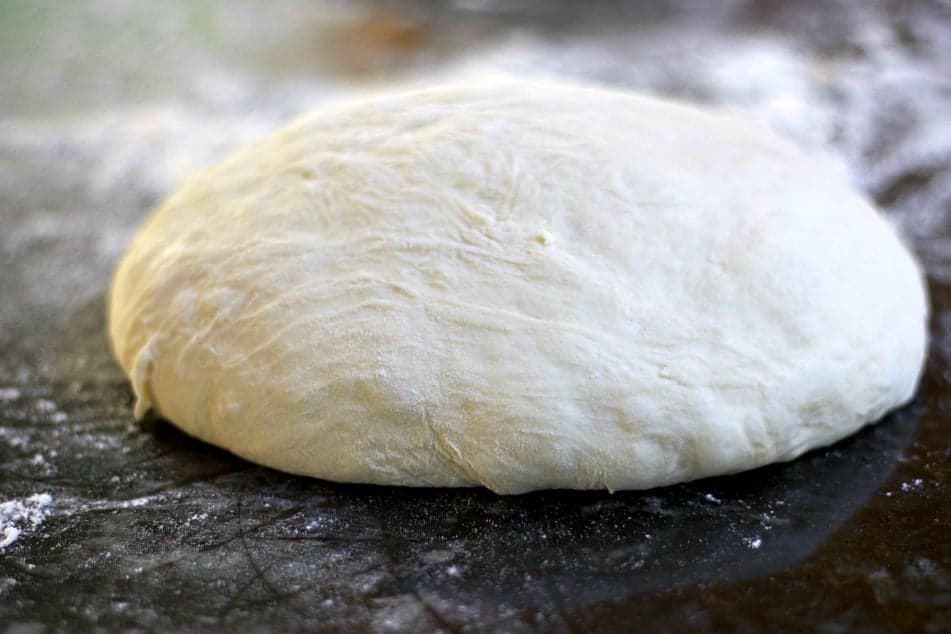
(108, 76, 928, 494)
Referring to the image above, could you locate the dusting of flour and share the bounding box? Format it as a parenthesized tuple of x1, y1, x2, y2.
(0, 493, 53, 550)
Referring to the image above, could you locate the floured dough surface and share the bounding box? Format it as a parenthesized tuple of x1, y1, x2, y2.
(108, 76, 927, 494)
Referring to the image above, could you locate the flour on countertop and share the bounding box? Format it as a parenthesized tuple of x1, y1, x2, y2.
(0, 493, 53, 550)
(901, 479, 925, 492)
(744, 536, 763, 550)
(119, 497, 152, 508)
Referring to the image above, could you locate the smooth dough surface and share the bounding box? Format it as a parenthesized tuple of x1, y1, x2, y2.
(109, 76, 928, 494)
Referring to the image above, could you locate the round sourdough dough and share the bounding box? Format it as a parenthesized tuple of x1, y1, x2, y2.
(108, 76, 928, 494)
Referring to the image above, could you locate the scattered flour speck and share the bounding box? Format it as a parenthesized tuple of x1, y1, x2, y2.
(0, 577, 17, 596)
(0, 493, 53, 550)
(119, 497, 151, 508)
(0, 428, 29, 449)
(744, 536, 763, 550)
(34, 399, 57, 413)
(0, 526, 19, 548)
(0, 387, 21, 401)
(901, 479, 925, 492)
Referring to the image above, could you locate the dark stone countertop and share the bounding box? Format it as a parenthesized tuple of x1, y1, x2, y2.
(1, 1, 948, 631)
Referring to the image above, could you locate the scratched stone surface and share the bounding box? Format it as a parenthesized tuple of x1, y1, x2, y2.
(0, 1, 949, 632)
